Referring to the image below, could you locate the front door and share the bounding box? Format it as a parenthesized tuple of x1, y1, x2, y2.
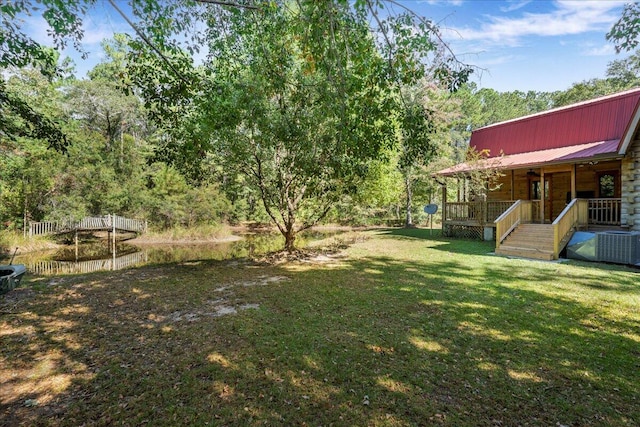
(542, 172, 572, 222)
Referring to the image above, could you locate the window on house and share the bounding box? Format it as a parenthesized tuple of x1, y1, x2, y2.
(598, 173, 616, 198)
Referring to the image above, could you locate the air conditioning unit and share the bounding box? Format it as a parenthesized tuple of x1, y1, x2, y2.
(596, 231, 640, 265)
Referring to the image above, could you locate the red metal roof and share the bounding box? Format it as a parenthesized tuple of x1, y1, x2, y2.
(437, 139, 620, 176)
(471, 88, 640, 157)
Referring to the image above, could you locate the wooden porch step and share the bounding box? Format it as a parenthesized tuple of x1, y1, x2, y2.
(495, 245, 555, 261)
(500, 239, 553, 250)
(505, 235, 555, 245)
(497, 223, 556, 260)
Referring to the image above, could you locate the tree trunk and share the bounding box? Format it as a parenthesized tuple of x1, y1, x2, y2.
(283, 228, 296, 253)
(23, 177, 28, 238)
(404, 174, 413, 227)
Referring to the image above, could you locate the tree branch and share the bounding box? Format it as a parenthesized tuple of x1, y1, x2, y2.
(108, 0, 190, 86)
(194, 0, 259, 10)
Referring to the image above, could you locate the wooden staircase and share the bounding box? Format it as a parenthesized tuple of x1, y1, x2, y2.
(495, 223, 557, 261)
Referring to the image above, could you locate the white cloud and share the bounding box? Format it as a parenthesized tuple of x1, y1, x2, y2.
(22, 15, 51, 46)
(500, 1, 533, 13)
(452, 0, 625, 46)
(81, 6, 130, 46)
(20, 5, 128, 50)
(583, 43, 616, 57)
(420, 0, 464, 6)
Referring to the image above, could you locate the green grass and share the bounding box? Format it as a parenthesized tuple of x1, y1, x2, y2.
(0, 231, 58, 260)
(1, 229, 639, 426)
(139, 223, 234, 242)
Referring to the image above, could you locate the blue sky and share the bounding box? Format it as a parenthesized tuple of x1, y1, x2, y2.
(24, 0, 630, 93)
(407, 0, 628, 92)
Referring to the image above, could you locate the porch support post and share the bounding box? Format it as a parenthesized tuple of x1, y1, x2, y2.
(442, 181, 447, 219)
(510, 170, 515, 200)
(540, 169, 545, 223)
(570, 164, 576, 201)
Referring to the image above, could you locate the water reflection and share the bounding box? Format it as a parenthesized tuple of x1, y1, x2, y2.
(9, 231, 338, 276)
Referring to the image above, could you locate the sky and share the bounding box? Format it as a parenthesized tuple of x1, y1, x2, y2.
(22, 0, 630, 93)
(408, 0, 628, 92)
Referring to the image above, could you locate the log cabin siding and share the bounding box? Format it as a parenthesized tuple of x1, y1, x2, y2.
(482, 160, 624, 222)
(487, 174, 513, 201)
(621, 138, 640, 230)
(485, 162, 622, 202)
(575, 161, 622, 198)
(486, 170, 533, 202)
(550, 172, 571, 220)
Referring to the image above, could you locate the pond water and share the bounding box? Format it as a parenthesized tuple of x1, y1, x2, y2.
(4, 231, 339, 276)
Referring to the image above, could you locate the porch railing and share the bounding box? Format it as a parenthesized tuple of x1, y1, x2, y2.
(444, 201, 516, 223)
(552, 199, 589, 258)
(494, 200, 534, 249)
(588, 198, 621, 225)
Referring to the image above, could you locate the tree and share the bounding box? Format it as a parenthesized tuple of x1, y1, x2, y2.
(606, 49, 640, 89)
(1, 0, 92, 150)
(396, 83, 455, 227)
(63, 79, 147, 153)
(2, 0, 471, 244)
(126, 1, 471, 251)
(607, 2, 640, 53)
(0, 59, 69, 151)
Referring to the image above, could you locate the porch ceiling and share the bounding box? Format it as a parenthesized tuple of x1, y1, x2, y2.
(436, 139, 620, 176)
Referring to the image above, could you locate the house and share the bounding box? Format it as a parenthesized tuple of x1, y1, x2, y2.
(436, 88, 640, 260)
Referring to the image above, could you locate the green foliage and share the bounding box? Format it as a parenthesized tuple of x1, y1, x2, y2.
(551, 79, 618, 107)
(0, 137, 61, 229)
(124, 1, 470, 250)
(0, 51, 226, 233)
(141, 163, 230, 230)
(0, 1, 90, 70)
(0, 1, 92, 149)
(63, 79, 147, 145)
(0, 68, 68, 151)
(607, 2, 640, 53)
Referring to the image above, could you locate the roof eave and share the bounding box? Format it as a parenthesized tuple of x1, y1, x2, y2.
(434, 152, 623, 178)
(618, 97, 640, 155)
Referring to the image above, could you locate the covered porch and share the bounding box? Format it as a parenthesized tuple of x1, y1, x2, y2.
(442, 160, 623, 225)
(439, 160, 624, 259)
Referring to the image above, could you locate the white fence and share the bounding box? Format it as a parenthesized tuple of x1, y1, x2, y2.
(29, 215, 147, 237)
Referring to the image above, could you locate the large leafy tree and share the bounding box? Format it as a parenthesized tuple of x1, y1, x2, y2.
(127, 1, 471, 250)
(2, 0, 471, 247)
(399, 84, 468, 227)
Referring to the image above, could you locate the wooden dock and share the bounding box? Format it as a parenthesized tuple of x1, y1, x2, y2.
(28, 251, 149, 275)
(29, 215, 147, 237)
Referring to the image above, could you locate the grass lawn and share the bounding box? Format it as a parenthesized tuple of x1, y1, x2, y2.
(1, 229, 639, 426)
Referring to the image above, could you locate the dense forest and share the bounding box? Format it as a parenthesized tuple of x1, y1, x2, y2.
(2, 1, 640, 249)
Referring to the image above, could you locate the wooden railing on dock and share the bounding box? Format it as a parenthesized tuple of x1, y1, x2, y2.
(29, 214, 147, 237)
(28, 251, 149, 275)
